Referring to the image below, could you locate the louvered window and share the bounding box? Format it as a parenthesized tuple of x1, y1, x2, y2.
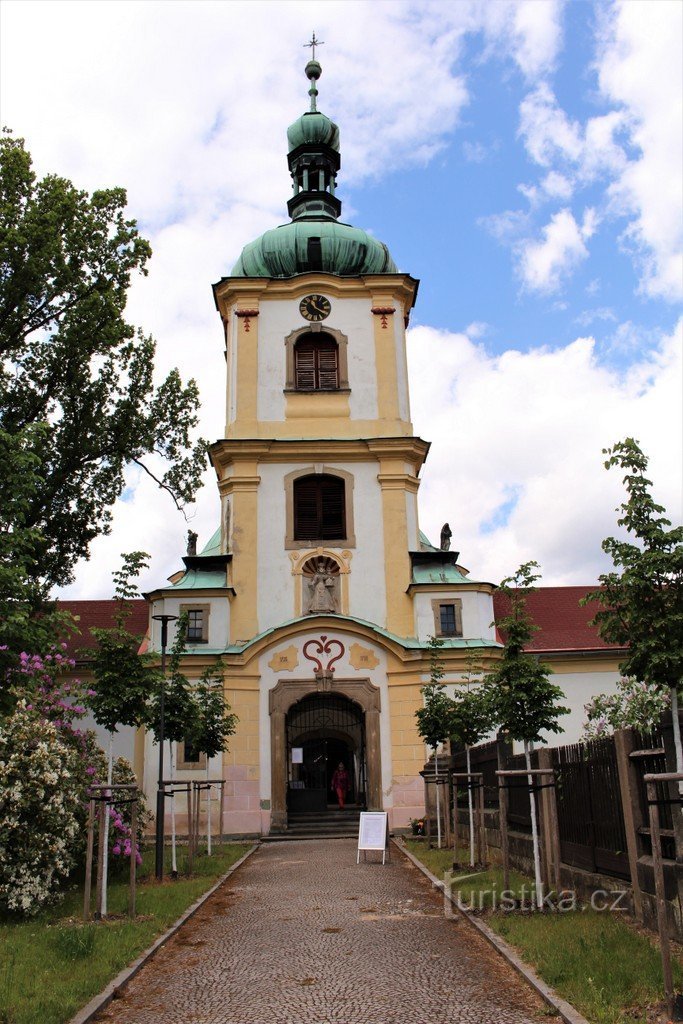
(294, 334, 339, 391)
(293, 475, 346, 540)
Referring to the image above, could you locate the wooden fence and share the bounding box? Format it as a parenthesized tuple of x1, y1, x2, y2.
(448, 716, 683, 938)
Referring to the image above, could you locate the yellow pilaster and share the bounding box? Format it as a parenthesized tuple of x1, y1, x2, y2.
(388, 680, 425, 776)
(223, 675, 261, 777)
(371, 298, 401, 425)
(231, 305, 260, 436)
(376, 457, 419, 637)
(222, 463, 260, 642)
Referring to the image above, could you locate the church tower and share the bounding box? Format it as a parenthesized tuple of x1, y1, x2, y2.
(146, 50, 499, 836)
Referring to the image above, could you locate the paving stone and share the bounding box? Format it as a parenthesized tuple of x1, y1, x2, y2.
(94, 839, 559, 1024)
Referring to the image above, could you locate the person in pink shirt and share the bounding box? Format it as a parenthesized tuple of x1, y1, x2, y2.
(331, 762, 350, 809)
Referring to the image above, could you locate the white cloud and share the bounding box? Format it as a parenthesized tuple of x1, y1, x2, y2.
(408, 319, 682, 586)
(477, 0, 564, 80)
(518, 207, 596, 292)
(514, 2, 682, 301)
(596, 0, 683, 301)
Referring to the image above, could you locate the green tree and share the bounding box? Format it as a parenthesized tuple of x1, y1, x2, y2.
(0, 131, 207, 601)
(451, 653, 494, 866)
(582, 438, 683, 772)
(486, 562, 569, 906)
(87, 551, 153, 912)
(190, 659, 238, 854)
(0, 424, 75, 694)
(415, 637, 455, 848)
(145, 614, 198, 872)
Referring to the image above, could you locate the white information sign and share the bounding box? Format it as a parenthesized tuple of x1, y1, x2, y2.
(357, 811, 390, 864)
(291, 747, 303, 764)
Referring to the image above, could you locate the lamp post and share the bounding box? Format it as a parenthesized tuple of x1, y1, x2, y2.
(152, 611, 178, 880)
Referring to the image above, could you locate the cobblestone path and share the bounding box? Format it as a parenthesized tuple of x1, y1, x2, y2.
(95, 839, 559, 1024)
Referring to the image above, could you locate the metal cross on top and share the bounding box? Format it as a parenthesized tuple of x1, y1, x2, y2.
(304, 31, 324, 61)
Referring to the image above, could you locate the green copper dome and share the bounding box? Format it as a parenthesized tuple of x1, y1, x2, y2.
(287, 111, 340, 152)
(230, 53, 397, 280)
(232, 219, 397, 277)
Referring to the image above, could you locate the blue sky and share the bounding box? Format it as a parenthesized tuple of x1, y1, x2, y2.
(1, 0, 680, 596)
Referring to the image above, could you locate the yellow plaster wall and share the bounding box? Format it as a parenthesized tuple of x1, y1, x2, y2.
(378, 462, 418, 637)
(231, 308, 259, 436)
(222, 678, 260, 776)
(388, 680, 425, 777)
(372, 308, 402, 425)
(224, 470, 260, 643)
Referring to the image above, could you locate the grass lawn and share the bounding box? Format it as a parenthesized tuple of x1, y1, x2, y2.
(402, 838, 683, 1024)
(0, 843, 250, 1024)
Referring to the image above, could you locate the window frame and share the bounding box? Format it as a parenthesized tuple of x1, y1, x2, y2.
(293, 334, 340, 391)
(284, 467, 355, 550)
(431, 598, 463, 638)
(284, 324, 349, 393)
(176, 738, 207, 771)
(180, 603, 211, 644)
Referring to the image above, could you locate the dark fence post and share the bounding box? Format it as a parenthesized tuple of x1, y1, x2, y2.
(614, 728, 644, 922)
(497, 735, 510, 891)
(537, 748, 561, 893)
(660, 708, 683, 914)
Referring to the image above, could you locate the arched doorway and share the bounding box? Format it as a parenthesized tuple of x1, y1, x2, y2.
(269, 677, 382, 831)
(286, 693, 366, 813)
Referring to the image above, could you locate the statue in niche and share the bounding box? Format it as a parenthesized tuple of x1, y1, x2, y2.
(440, 522, 452, 551)
(303, 556, 340, 614)
(186, 530, 198, 556)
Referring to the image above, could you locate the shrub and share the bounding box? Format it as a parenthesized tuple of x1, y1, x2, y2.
(0, 702, 81, 915)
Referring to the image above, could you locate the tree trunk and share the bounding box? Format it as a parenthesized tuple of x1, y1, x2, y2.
(435, 749, 442, 849)
(100, 733, 113, 917)
(670, 688, 683, 796)
(169, 741, 177, 875)
(206, 761, 212, 856)
(525, 740, 543, 910)
(466, 745, 475, 867)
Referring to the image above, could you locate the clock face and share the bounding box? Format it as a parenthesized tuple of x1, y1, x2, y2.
(299, 294, 331, 322)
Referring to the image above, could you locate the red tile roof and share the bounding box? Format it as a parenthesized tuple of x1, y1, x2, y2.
(493, 586, 623, 653)
(58, 599, 148, 659)
(56, 589, 620, 658)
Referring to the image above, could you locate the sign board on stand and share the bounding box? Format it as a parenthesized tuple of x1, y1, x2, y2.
(357, 811, 390, 865)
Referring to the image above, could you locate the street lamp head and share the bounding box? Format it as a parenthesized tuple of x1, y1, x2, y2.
(152, 613, 179, 623)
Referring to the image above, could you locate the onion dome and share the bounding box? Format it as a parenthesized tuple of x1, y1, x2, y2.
(231, 48, 397, 279)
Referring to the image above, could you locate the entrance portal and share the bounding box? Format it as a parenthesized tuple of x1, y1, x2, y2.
(269, 676, 381, 831)
(286, 694, 366, 814)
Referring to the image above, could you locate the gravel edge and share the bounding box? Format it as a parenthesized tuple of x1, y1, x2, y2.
(68, 843, 260, 1024)
(394, 838, 591, 1024)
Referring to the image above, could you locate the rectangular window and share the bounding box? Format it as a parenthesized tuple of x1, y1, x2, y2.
(176, 738, 206, 770)
(180, 604, 210, 644)
(432, 598, 463, 638)
(440, 604, 457, 635)
(187, 609, 204, 641)
(183, 738, 201, 764)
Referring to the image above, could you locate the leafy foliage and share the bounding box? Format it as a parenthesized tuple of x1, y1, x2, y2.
(583, 677, 671, 739)
(87, 552, 154, 733)
(0, 132, 207, 600)
(486, 562, 569, 743)
(415, 637, 455, 751)
(0, 702, 81, 915)
(145, 614, 195, 745)
(190, 659, 238, 759)
(582, 438, 683, 693)
(451, 653, 494, 749)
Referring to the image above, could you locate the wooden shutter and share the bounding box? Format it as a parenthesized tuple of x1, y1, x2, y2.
(293, 475, 345, 540)
(295, 343, 316, 390)
(316, 342, 339, 390)
(319, 476, 345, 538)
(294, 334, 339, 391)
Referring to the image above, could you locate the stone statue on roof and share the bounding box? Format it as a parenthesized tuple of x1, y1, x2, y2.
(186, 530, 198, 556)
(440, 523, 452, 551)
